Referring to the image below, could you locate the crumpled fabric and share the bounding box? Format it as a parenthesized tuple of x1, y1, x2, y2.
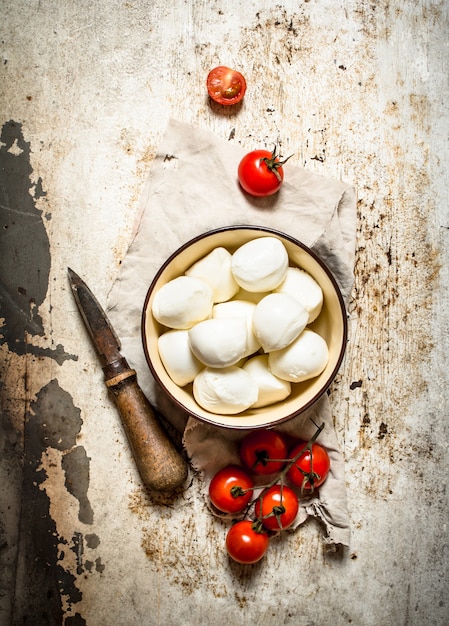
(107, 118, 357, 547)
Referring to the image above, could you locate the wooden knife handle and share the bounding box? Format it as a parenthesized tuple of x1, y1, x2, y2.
(103, 358, 188, 492)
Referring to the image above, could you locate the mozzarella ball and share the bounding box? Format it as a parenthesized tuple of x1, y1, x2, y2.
(193, 366, 259, 415)
(275, 267, 323, 323)
(253, 293, 309, 352)
(231, 237, 288, 292)
(157, 330, 203, 386)
(243, 355, 291, 408)
(152, 276, 213, 329)
(268, 329, 329, 382)
(185, 247, 239, 303)
(213, 300, 261, 356)
(188, 317, 248, 367)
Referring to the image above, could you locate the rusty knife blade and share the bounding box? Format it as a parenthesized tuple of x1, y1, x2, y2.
(67, 267, 122, 365)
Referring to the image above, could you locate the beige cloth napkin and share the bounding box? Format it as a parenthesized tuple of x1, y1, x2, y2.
(107, 118, 357, 547)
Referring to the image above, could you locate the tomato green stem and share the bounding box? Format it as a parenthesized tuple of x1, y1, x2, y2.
(251, 449, 271, 470)
(251, 519, 266, 534)
(261, 145, 294, 182)
(230, 485, 255, 498)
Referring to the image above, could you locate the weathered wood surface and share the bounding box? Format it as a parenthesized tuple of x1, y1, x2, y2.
(1, 1, 448, 625)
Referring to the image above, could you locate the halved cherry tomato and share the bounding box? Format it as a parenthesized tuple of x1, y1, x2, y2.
(239, 429, 288, 475)
(238, 146, 292, 197)
(287, 441, 330, 492)
(209, 465, 254, 514)
(206, 66, 246, 106)
(226, 520, 269, 564)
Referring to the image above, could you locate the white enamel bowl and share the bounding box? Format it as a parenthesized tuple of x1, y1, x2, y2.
(142, 226, 347, 429)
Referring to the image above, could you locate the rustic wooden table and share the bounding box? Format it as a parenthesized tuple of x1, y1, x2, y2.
(1, 1, 448, 625)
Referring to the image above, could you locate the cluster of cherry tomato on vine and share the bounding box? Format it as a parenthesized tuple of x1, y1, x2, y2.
(208, 424, 331, 565)
(206, 66, 292, 197)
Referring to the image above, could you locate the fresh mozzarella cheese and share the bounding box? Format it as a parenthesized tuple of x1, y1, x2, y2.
(193, 366, 259, 414)
(188, 317, 248, 367)
(243, 354, 291, 407)
(231, 237, 288, 292)
(275, 267, 323, 323)
(152, 275, 213, 329)
(213, 299, 261, 356)
(185, 246, 239, 303)
(268, 329, 329, 382)
(252, 292, 309, 352)
(157, 330, 203, 386)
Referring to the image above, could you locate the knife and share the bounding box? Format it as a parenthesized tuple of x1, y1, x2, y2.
(67, 267, 188, 492)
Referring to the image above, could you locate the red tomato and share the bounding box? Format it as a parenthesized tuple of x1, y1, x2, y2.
(238, 147, 292, 197)
(226, 520, 269, 564)
(206, 66, 246, 106)
(209, 465, 254, 514)
(287, 441, 330, 492)
(254, 485, 299, 531)
(239, 430, 288, 475)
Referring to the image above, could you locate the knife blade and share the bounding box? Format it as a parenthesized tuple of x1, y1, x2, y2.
(67, 267, 188, 492)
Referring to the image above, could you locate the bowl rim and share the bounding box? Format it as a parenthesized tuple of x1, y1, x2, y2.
(141, 224, 348, 429)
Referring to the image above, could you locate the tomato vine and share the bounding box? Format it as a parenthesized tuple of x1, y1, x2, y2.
(208, 419, 331, 564)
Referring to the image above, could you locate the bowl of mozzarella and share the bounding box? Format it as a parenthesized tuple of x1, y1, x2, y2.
(142, 226, 347, 429)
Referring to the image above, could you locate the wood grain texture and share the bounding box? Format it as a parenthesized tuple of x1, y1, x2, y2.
(1, 1, 448, 625)
(106, 370, 188, 492)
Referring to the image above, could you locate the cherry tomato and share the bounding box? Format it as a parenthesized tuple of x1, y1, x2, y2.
(238, 146, 292, 197)
(225, 520, 269, 564)
(254, 485, 299, 531)
(239, 429, 288, 475)
(287, 441, 330, 492)
(209, 465, 254, 514)
(206, 66, 247, 106)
